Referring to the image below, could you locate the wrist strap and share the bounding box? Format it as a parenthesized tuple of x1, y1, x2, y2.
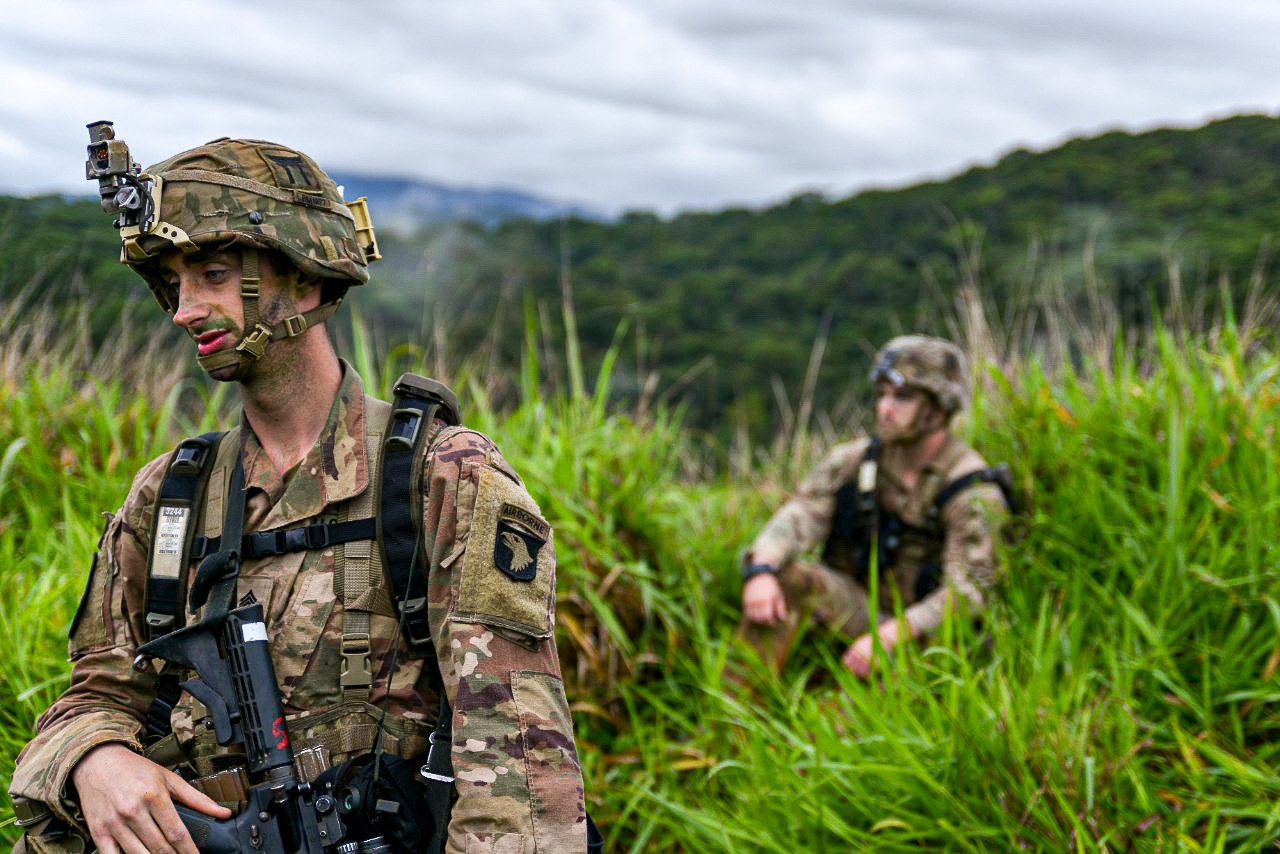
(740, 561, 777, 582)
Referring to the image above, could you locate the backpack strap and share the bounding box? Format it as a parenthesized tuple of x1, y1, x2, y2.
(377, 373, 460, 653)
(144, 431, 227, 640)
(144, 429, 239, 744)
(822, 438, 881, 577)
(335, 396, 392, 704)
(927, 462, 1018, 525)
(856, 438, 881, 520)
(374, 373, 461, 852)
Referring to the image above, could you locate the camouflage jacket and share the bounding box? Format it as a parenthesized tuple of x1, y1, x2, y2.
(10, 364, 587, 853)
(747, 434, 1007, 634)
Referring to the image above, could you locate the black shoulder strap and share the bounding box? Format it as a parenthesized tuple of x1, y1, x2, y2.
(375, 374, 461, 851)
(929, 462, 1018, 523)
(144, 431, 229, 744)
(823, 438, 881, 566)
(377, 373, 460, 652)
(144, 431, 226, 640)
(859, 438, 881, 514)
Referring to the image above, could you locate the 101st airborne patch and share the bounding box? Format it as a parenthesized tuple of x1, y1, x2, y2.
(495, 503, 549, 582)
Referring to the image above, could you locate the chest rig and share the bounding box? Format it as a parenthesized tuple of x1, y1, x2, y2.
(140, 374, 459, 785)
(822, 439, 1017, 601)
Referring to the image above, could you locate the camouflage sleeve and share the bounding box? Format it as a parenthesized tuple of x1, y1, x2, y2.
(746, 439, 867, 570)
(420, 427, 587, 854)
(8, 456, 166, 826)
(904, 481, 1007, 636)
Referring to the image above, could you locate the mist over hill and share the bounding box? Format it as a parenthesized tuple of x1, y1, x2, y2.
(5, 113, 1279, 431)
(328, 172, 607, 232)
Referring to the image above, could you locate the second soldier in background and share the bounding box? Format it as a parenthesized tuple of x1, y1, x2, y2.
(738, 335, 1012, 678)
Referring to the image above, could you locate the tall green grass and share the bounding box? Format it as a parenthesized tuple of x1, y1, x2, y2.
(2, 290, 1278, 852)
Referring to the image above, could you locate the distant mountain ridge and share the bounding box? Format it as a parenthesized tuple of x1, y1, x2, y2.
(328, 172, 606, 232)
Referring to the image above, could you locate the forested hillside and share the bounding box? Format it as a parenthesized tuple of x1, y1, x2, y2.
(5, 113, 1280, 430)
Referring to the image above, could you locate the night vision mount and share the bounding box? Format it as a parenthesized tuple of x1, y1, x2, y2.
(85, 120, 158, 232)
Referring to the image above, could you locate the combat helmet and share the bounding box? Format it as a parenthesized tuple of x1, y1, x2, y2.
(870, 335, 969, 414)
(85, 122, 381, 379)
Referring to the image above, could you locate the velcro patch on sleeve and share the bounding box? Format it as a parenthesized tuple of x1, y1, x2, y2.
(455, 467, 554, 639)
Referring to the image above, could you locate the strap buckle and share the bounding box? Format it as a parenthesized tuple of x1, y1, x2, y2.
(386, 407, 423, 451)
(283, 526, 312, 552)
(190, 536, 211, 560)
(247, 529, 283, 557)
(170, 438, 211, 476)
(235, 323, 272, 360)
(146, 611, 176, 631)
(11, 796, 52, 828)
(420, 729, 455, 784)
(302, 524, 332, 549)
(401, 596, 432, 648)
(246, 524, 333, 557)
(340, 633, 373, 687)
(283, 314, 308, 337)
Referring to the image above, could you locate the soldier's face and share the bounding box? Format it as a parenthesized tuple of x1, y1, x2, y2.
(875, 381, 937, 441)
(162, 247, 318, 380)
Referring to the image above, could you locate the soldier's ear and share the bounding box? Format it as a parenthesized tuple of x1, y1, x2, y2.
(283, 268, 325, 304)
(922, 398, 948, 431)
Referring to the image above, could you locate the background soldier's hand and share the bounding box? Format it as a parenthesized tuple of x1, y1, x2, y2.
(72, 742, 231, 854)
(842, 633, 876, 678)
(742, 572, 789, 625)
(844, 619, 910, 679)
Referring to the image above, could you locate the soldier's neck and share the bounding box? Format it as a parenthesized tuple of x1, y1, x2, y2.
(895, 428, 949, 487)
(238, 335, 343, 476)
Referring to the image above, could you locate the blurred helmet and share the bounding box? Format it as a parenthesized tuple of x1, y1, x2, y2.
(117, 137, 381, 379)
(870, 335, 969, 414)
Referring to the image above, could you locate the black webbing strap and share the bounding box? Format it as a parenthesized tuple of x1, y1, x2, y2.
(190, 517, 376, 561)
(189, 452, 248, 618)
(420, 685, 454, 853)
(145, 432, 225, 640)
(145, 430, 227, 742)
(822, 438, 881, 574)
(587, 814, 605, 853)
(378, 374, 460, 652)
(928, 463, 1018, 522)
(371, 374, 460, 848)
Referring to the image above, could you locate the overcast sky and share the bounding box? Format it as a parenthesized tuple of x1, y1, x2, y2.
(2, 0, 1277, 215)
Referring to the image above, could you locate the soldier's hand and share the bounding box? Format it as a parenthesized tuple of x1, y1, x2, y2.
(742, 572, 788, 625)
(842, 633, 875, 678)
(72, 742, 231, 854)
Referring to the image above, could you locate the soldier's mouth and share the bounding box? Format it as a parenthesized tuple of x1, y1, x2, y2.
(195, 329, 233, 355)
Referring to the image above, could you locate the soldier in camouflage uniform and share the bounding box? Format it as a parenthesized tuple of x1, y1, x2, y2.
(9, 137, 587, 852)
(739, 335, 1009, 678)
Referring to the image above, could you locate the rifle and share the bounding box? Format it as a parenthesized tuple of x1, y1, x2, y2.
(136, 600, 361, 853)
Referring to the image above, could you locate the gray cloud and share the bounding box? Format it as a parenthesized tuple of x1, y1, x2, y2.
(2, 0, 1278, 214)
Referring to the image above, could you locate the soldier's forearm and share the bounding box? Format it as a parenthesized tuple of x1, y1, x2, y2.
(10, 709, 146, 826)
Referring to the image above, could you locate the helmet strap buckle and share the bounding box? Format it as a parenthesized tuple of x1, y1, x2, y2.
(283, 314, 308, 337)
(235, 323, 272, 361)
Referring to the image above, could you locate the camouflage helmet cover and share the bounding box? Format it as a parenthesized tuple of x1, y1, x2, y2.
(870, 335, 969, 413)
(123, 137, 372, 309)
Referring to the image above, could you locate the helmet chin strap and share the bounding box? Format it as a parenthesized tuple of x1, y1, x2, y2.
(195, 248, 343, 381)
